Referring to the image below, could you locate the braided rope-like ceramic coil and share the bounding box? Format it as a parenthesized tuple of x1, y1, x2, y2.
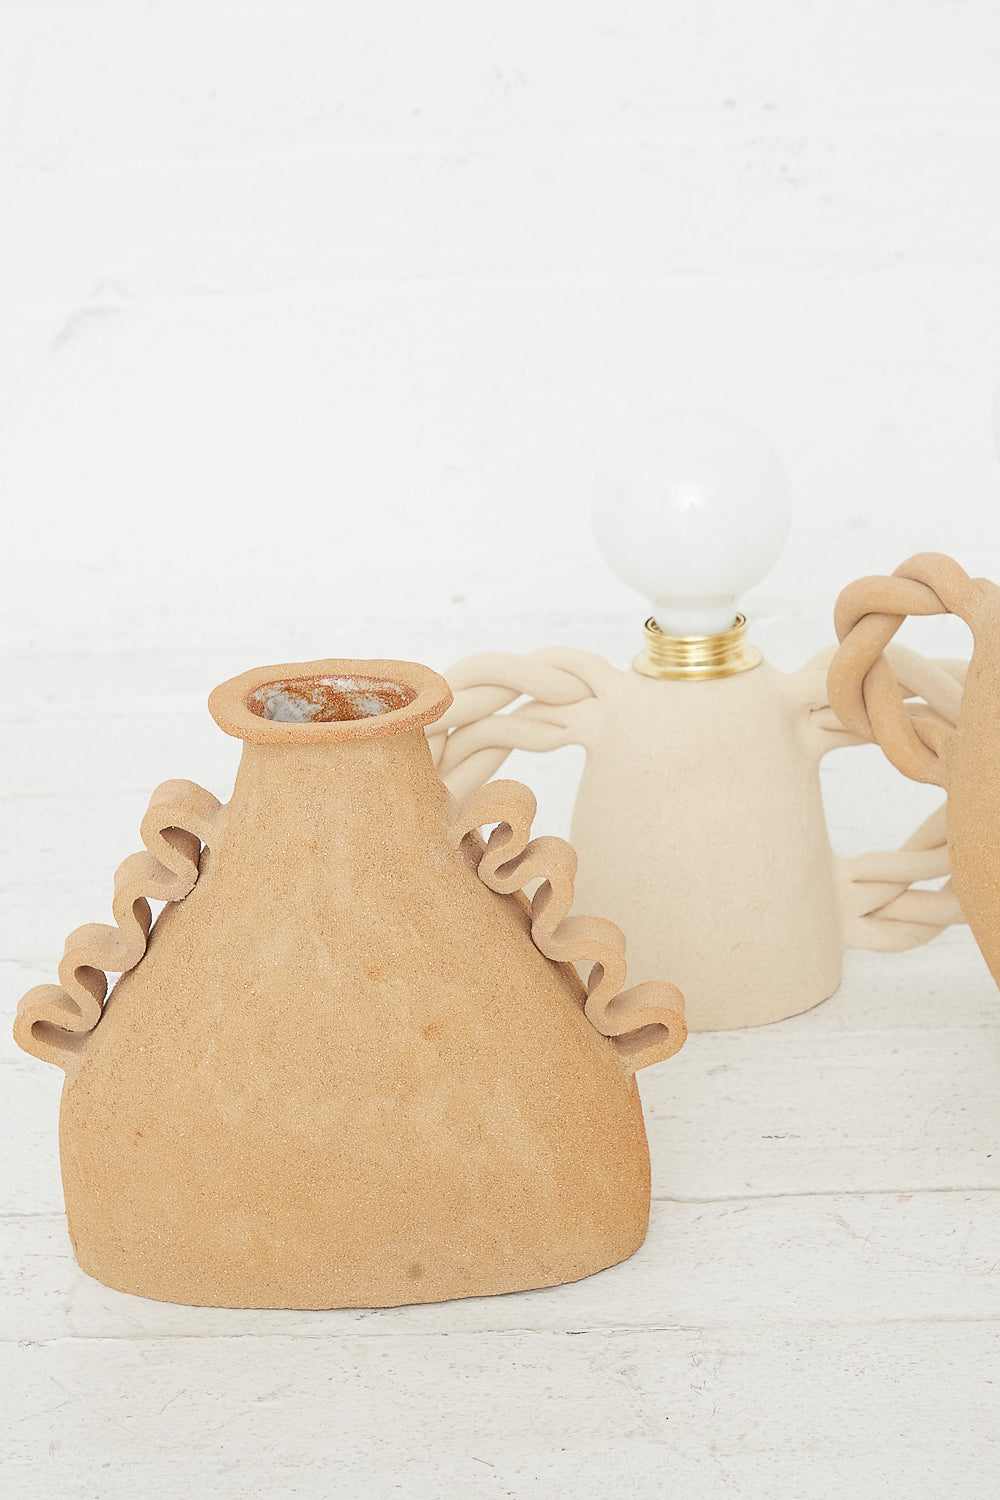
(428, 648, 615, 799)
(14, 779, 222, 1071)
(817, 642, 967, 950)
(837, 801, 964, 950)
(449, 779, 686, 1075)
(828, 552, 996, 787)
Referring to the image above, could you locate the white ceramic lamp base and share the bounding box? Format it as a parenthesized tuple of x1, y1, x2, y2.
(430, 638, 966, 1032)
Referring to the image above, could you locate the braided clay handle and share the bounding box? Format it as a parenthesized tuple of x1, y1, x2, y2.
(14, 780, 221, 1071)
(828, 553, 996, 784)
(449, 779, 687, 1075)
(828, 552, 1000, 983)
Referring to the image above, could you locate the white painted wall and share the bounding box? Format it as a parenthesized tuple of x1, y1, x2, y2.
(3, 2, 1000, 664)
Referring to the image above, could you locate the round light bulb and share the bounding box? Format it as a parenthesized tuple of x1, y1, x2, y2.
(592, 407, 793, 637)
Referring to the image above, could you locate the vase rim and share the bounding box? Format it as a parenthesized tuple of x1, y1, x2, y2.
(208, 658, 454, 744)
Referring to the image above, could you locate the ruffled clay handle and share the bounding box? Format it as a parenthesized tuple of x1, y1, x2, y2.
(449, 779, 687, 1075)
(14, 780, 221, 1071)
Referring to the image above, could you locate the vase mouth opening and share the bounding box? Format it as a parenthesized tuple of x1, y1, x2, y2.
(208, 657, 453, 744)
(248, 674, 417, 725)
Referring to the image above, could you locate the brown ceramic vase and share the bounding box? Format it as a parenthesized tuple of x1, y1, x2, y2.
(15, 658, 686, 1310)
(829, 553, 1000, 986)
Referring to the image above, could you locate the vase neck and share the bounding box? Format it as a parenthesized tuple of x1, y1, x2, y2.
(224, 728, 452, 866)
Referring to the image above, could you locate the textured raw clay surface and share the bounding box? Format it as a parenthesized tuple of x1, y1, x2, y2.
(830, 553, 1000, 990)
(432, 643, 966, 1032)
(13, 659, 686, 1310)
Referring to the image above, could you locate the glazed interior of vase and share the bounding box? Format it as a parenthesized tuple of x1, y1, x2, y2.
(248, 675, 416, 724)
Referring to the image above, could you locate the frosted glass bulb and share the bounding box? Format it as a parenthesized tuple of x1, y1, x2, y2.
(592, 408, 793, 637)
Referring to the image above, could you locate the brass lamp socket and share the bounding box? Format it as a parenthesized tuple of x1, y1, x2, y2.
(632, 614, 763, 681)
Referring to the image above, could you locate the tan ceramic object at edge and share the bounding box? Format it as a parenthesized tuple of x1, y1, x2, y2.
(14, 659, 686, 1310)
(829, 553, 1000, 989)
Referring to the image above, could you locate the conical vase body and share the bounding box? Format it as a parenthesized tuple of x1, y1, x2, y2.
(16, 660, 685, 1309)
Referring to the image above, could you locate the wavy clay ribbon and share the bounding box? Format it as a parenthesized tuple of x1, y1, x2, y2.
(15, 780, 222, 1070)
(449, 779, 687, 1074)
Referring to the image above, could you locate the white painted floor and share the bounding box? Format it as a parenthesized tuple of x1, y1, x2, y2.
(2, 645, 999, 1499)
